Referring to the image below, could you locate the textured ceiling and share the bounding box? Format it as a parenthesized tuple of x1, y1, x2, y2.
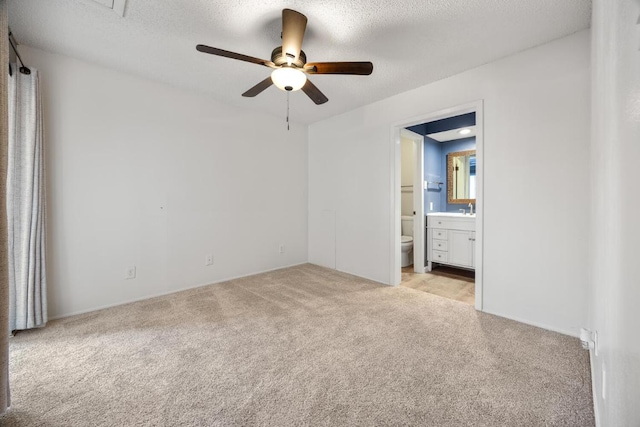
(8, 0, 591, 124)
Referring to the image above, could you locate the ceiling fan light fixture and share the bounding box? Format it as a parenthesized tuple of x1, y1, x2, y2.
(271, 67, 307, 92)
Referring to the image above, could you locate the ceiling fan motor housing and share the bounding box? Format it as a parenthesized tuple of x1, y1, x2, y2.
(271, 46, 307, 68)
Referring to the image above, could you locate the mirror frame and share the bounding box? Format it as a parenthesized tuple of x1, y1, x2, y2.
(447, 149, 476, 205)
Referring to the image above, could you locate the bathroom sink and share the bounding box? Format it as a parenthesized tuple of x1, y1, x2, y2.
(427, 212, 475, 218)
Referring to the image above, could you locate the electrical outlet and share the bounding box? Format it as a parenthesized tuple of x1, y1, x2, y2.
(205, 254, 214, 266)
(429, 202, 434, 211)
(279, 244, 285, 254)
(125, 266, 136, 280)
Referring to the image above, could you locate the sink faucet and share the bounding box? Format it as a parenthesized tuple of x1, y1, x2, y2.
(459, 208, 466, 214)
(468, 203, 474, 215)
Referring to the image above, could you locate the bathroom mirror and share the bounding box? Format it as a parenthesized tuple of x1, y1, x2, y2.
(447, 150, 476, 204)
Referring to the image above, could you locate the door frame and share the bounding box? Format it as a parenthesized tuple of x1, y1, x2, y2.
(400, 129, 425, 273)
(389, 100, 484, 311)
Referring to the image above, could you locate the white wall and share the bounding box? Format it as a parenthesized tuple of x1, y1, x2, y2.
(590, 0, 640, 425)
(20, 46, 309, 319)
(309, 30, 590, 336)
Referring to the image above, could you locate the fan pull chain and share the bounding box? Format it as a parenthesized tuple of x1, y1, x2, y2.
(286, 91, 290, 131)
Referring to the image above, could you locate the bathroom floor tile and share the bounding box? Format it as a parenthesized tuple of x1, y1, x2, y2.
(401, 266, 475, 305)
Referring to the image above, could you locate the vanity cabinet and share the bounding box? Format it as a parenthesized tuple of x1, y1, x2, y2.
(427, 214, 475, 271)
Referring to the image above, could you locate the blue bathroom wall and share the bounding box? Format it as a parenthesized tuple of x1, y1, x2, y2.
(441, 137, 476, 212)
(423, 136, 442, 213)
(410, 111, 478, 214)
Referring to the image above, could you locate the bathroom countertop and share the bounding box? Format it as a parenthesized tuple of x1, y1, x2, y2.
(427, 212, 475, 218)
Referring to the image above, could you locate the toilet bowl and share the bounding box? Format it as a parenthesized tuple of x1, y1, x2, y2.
(401, 236, 414, 267)
(401, 215, 414, 267)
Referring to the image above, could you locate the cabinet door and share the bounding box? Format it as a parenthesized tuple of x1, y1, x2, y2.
(449, 230, 473, 268)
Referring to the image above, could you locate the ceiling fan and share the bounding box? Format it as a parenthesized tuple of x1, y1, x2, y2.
(196, 8, 373, 105)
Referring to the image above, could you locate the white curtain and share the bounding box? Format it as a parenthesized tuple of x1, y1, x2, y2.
(1, 0, 13, 413)
(7, 65, 47, 332)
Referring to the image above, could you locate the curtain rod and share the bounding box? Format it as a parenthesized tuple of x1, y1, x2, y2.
(7, 29, 31, 76)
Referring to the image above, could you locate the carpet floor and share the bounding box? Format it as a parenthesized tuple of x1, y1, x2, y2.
(0, 264, 594, 426)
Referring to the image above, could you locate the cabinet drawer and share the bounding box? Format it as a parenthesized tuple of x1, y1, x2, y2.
(432, 250, 448, 262)
(432, 239, 448, 251)
(428, 216, 475, 231)
(429, 218, 450, 229)
(432, 229, 447, 240)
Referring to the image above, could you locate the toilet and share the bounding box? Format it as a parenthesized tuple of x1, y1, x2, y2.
(401, 215, 414, 267)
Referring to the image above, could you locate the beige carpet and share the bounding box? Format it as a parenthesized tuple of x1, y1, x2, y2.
(0, 264, 594, 426)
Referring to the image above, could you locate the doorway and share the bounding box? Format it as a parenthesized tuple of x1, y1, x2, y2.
(391, 101, 484, 310)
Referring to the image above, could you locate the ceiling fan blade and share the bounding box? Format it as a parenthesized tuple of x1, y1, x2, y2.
(301, 79, 328, 105)
(242, 77, 274, 97)
(196, 44, 275, 68)
(281, 9, 308, 62)
(304, 62, 374, 75)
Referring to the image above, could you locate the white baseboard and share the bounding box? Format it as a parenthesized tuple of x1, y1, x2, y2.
(306, 265, 579, 339)
(334, 267, 389, 286)
(49, 262, 308, 321)
(304, 262, 391, 287)
(480, 308, 579, 338)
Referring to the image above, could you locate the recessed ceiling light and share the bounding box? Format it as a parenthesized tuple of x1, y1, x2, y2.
(458, 128, 471, 135)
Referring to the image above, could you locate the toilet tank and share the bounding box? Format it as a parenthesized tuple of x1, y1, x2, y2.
(401, 215, 414, 236)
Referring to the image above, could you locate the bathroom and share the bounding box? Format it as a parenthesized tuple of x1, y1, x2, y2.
(400, 112, 477, 304)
